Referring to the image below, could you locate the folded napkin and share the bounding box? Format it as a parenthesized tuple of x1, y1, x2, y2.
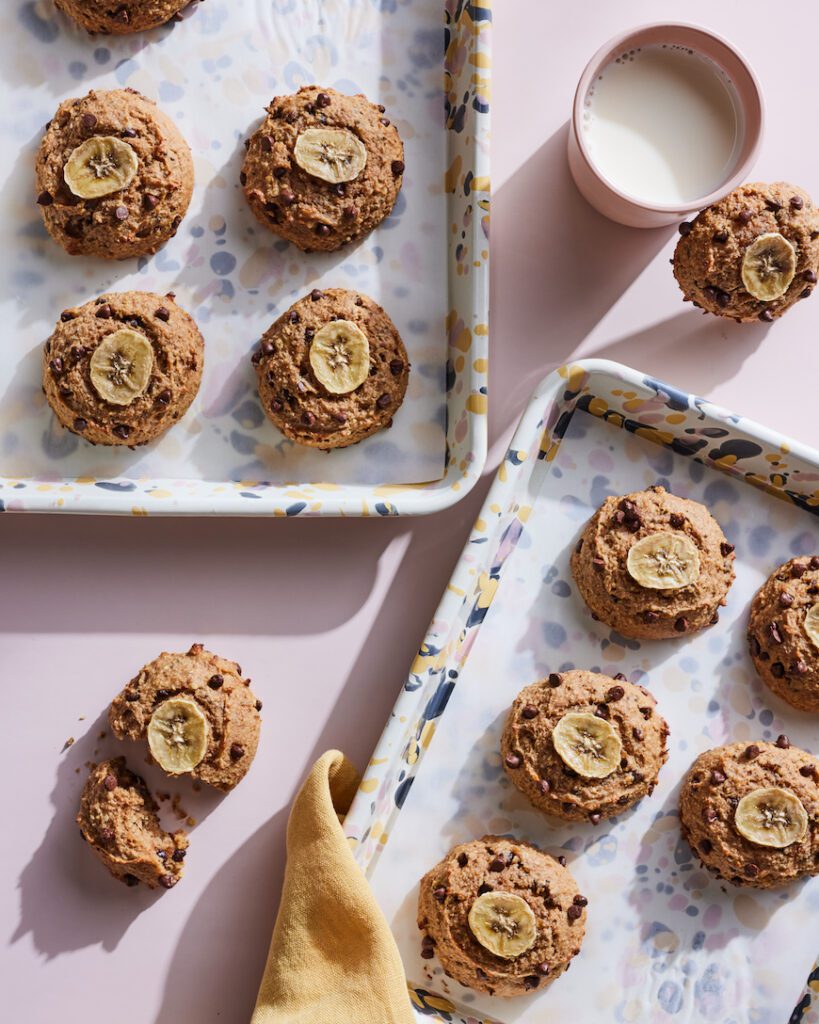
(252, 750, 416, 1024)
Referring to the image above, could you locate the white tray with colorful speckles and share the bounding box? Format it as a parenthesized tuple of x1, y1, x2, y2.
(344, 359, 819, 1024)
(0, 0, 489, 515)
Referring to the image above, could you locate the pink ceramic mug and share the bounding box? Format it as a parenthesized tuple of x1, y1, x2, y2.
(567, 23, 764, 228)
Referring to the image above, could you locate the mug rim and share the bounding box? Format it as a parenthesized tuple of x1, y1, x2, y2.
(572, 21, 765, 215)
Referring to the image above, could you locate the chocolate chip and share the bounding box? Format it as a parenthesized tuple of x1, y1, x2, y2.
(522, 704, 538, 719)
(776, 734, 790, 749)
(376, 394, 391, 409)
(791, 195, 805, 210)
(204, 674, 223, 691)
(279, 190, 295, 206)
(112, 424, 130, 440)
(475, 967, 487, 980)
(810, 556, 819, 570)
(792, 562, 808, 578)
(632, 727, 643, 741)
(155, 306, 170, 322)
(155, 389, 171, 406)
(758, 309, 774, 323)
(678, 221, 693, 236)
(380, 117, 390, 126)
(391, 159, 405, 175)
(768, 622, 783, 645)
(712, 230, 729, 243)
(389, 358, 404, 376)
(81, 112, 97, 129)
(229, 742, 245, 760)
(669, 513, 684, 529)
(103, 773, 117, 791)
(606, 685, 625, 702)
(95, 304, 112, 319)
(765, 199, 782, 212)
(433, 886, 447, 902)
(36, 190, 53, 206)
(699, 838, 713, 854)
(504, 753, 521, 769)
(779, 592, 794, 608)
(537, 962, 551, 976)
(567, 904, 583, 921)
(720, 542, 734, 556)
(172, 848, 186, 862)
(715, 289, 731, 308)
(159, 874, 177, 889)
(639, 706, 653, 720)
(255, 699, 263, 712)
(643, 610, 660, 623)
(557, 855, 566, 866)
(420, 946, 434, 959)
(801, 287, 813, 299)
(710, 769, 726, 785)
(71, 417, 87, 433)
(115, 205, 128, 221)
(538, 779, 550, 795)
(704, 807, 718, 822)
(589, 812, 601, 825)
(457, 852, 468, 867)
(674, 617, 688, 633)
(743, 863, 759, 878)
(315, 223, 331, 237)
(573, 894, 588, 906)
(123, 874, 139, 887)
(794, 659, 809, 675)
(310, 289, 323, 301)
(489, 856, 506, 872)
(594, 703, 610, 720)
(804, 270, 818, 285)
(523, 976, 540, 991)
(745, 744, 760, 760)
(143, 193, 160, 210)
(800, 765, 816, 778)
(99, 827, 114, 842)
(737, 208, 753, 224)
(301, 411, 315, 427)
(49, 357, 63, 376)
(125, 691, 139, 702)
(592, 557, 605, 571)
(260, 135, 273, 153)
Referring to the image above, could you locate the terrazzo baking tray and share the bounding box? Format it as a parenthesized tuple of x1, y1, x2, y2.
(344, 359, 819, 1023)
(0, 0, 490, 515)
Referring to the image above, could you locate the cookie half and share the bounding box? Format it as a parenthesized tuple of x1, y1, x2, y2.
(417, 836, 586, 998)
(570, 485, 735, 640)
(43, 290, 204, 446)
(252, 287, 409, 449)
(673, 182, 819, 323)
(77, 757, 188, 889)
(679, 740, 819, 888)
(36, 88, 193, 259)
(241, 85, 404, 252)
(109, 644, 262, 792)
(501, 669, 668, 822)
(54, 0, 195, 33)
(749, 556, 819, 711)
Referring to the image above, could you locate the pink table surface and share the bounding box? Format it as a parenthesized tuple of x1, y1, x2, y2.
(4, 2, 819, 1022)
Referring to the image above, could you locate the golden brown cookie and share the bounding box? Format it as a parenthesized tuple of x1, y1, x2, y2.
(109, 644, 262, 792)
(43, 290, 204, 447)
(679, 740, 819, 888)
(77, 757, 188, 889)
(570, 485, 735, 640)
(501, 670, 668, 822)
(241, 85, 404, 252)
(673, 182, 819, 323)
(252, 287, 409, 449)
(749, 556, 819, 711)
(417, 836, 586, 998)
(54, 0, 195, 33)
(35, 88, 193, 259)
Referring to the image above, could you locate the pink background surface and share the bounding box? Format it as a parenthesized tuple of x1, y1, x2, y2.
(4, 2, 819, 1021)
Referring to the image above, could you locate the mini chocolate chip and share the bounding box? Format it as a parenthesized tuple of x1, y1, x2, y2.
(279, 190, 295, 206)
(230, 742, 245, 760)
(573, 894, 588, 906)
(489, 856, 506, 872)
(261, 135, 273, 152)
(669, 513, 684, 528)
(457, 852, 468, 867)
(801, 287, 813, 299)
(159, 874, 177, 889)
(380, 116, 390, 126)
(804, 270, 818, 284)
(315, 223, 331, 236)
(678, 221, 693, 236)
(606, 685, 625, 702)
(49, 357, 64, 375)
(779, 592, 794, 608)
(103, 773, 117, 791)
(643, 610, 659, 623)
(81, 112, 97, 129)
(538, 779, 550, 795)
(115, 205, 128, 221)
(589, 812, 601, 825)
(505, 753, 521, 769)
(758, 309, 774, 323)
(433, 886, 447, 902)
(632, 727, 643, 740)
(389, 358, 404, 376)
(595, 703, 610, 720)
(776, 734, 790, 749)
(271, 399, 283, 412)
(301, 411, 315, 427)
(391, 159, 405, 175)
(255, 699, 263, 712)
(710, 769, 726, 785)
(521, 704, 538, 719)
(537, 962, 551, 976)
(810, 556, 819, 569)
(592, 557, 605, 571)
(143, 193, 159, 210)
(73, 417, 87, 432)
(420, 946, 434, 959)
(639, 707, 653, 720)
(704, 807, 718, 822)
(95, 304, 112, 319)
(99, 827, 114, 842)
(310, 289, 323, 301)
(744, 863, 759, 878)
(112, 424, 130, 440)
(737, 208, 753, 224)
(36, 190, 53, 206)
(475, 967, 487, 980)
(123, 874, 139, 887)
(567, 904, 583, 921)
(548, 672, 561, 687)
(794, 659, 809, 675)
(172, 848, 186, 862)
(523, 976, 540, 991)
(699, 839, 713, 854)
(769, 622, 783, 644)
(720, 542, 734, 556)
(208, 674, 224, 689)
(376, 393, 391, 409)
(765, 199, 782, 212)
(157, 849, 167, 861)
(800, 765, 816, 778)
(557, 855, 567, 866)
(792, 563, 808, 578)
(674, 617, 688, 633)
(745, 744, 760, 760)
(316, 91, 331, 108)
(421, 935, 436, 949)
(791, 195, 805, 210)
(156, 389, 171, 406)
(125, 691, 139, 702)
(155, 306, 170, 322)
(712, 230, 729, 243)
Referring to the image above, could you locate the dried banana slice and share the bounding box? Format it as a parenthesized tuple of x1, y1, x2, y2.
(804, 604, 819, 649)
(741, 232, 797, 301)
(734, 787, 808, 848)
(147, 697, 209, 775)
(626, 532, 700, 590)
(552, 711, 621, 779)
(64, 136, 139, 199)
(467, 891, 537, 959)
(293, 128, 367, 184)
(309, 319, 370, 394)
(89, 329, 154, 406)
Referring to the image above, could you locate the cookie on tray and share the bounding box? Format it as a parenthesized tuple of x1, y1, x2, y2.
(501, 669, 669, 823)
(570, 485, 735, 640)
(43, 290, 204, 447)
(241, 85, 404, 252)
(54, 0, 195, 33)
(109, 644, 262, 792)
(679, 740, 819, 888)
(35, 88, 193, 259)
(748, 556, 819, 711)
(252, 287, 410, 449)
(417, 835, 586, 998)
(77, 757, 188, 889)
(673, 182, 819, 323)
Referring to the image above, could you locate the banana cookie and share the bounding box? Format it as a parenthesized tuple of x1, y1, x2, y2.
(417, 836, 586, 998)
(679, 740, 819, 888)
(748, 557, 819, 711)
(501, 670, 669, 823)
(109, 644, 261, 792)
(673, 182, 819, 323)
(43, 290, 204, 447)
(54, 0, 195, 33)
(252, 287, 409, 449)
(36, 88, 193, 259)
(241, 85, 404, 252)
(571, 485, 735, 640)
(77, 757, 188, 889)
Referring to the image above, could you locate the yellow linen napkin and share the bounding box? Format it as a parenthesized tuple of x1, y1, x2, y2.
(251, 750, 416, 1024)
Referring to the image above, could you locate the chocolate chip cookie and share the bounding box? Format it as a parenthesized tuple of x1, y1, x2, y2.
(36, 88, 193, 259)
(54, 0, 195, 33)
(252, 287, 409, 449)
(417, 836, 586, 998)
(109, 644, 261, 792)
(748, 557, 819, 711)
(673, 182, 819, 322)
(679, 740, 819, 888)
(77, 757, 188, 889)
(571, 485, 735, 640)
(501, 670, 668, 823)
(241, 85, 404, 252)
(43, 290, 204, 447)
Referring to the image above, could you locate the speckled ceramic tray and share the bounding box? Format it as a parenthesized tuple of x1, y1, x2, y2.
(0, 0, 489, 515)
(344, 359, 819, 1024)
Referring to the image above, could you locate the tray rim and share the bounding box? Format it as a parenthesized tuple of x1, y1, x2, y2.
(0, 0, 491, 518)
(343, 356, 819, 1023)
